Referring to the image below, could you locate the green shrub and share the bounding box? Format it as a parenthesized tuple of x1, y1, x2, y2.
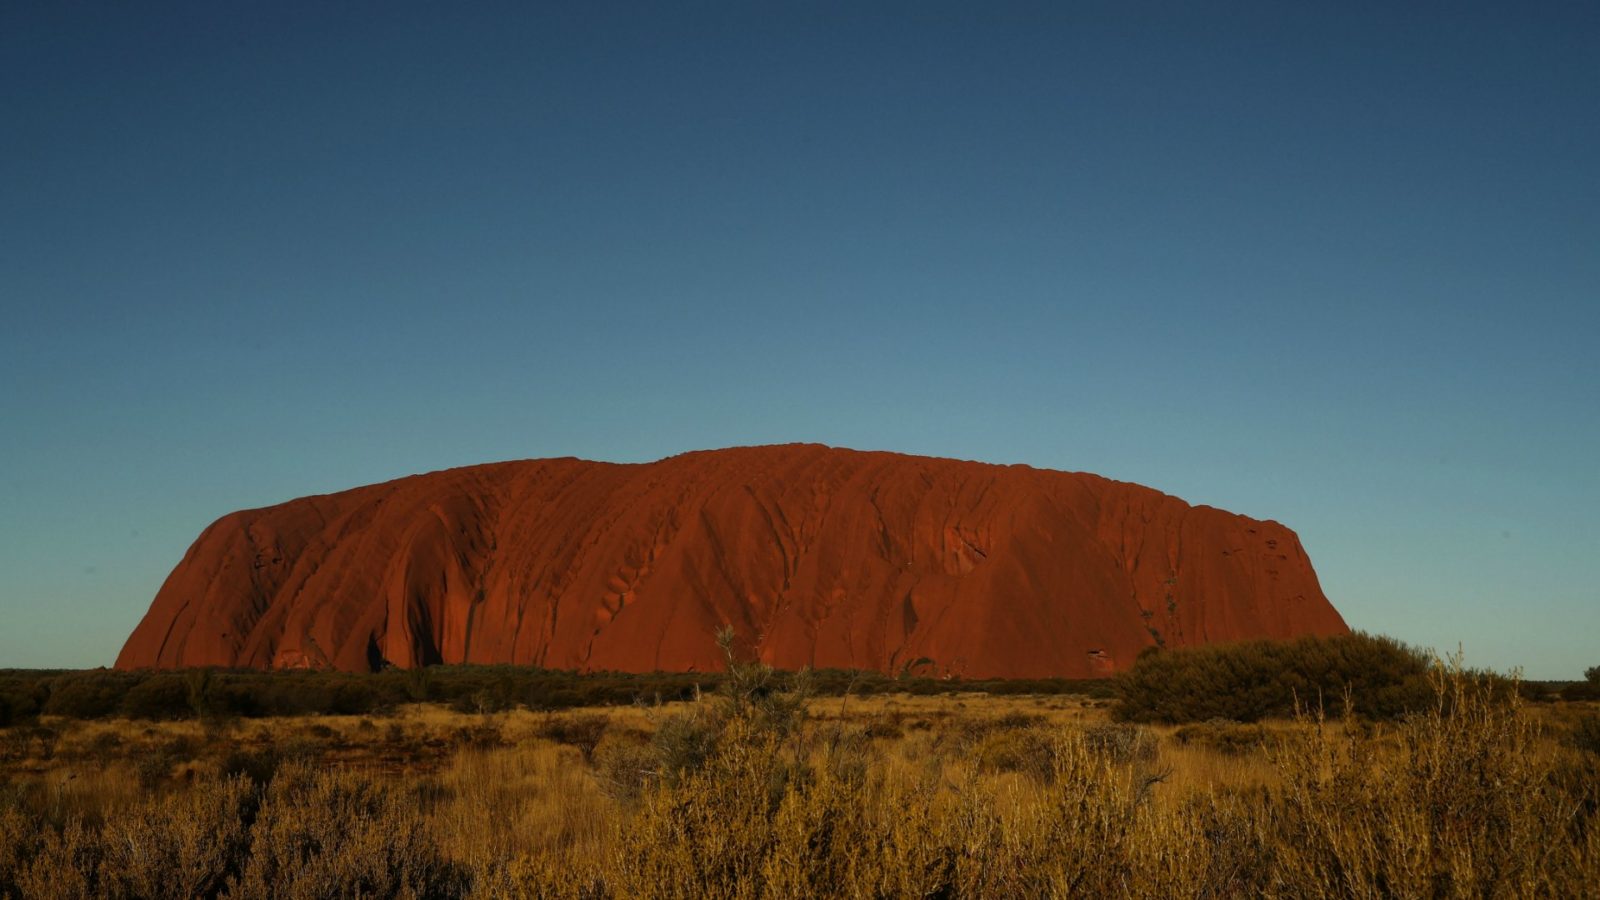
(122, 675, 193, 720)
(0, 678, 46, 724)
(1114, 632, 1436, 723)
(325, 682, 372, 716)
(1573, 714, 1600, 756)
(0, 661, 1108, 727)
(1566, 667, 1600, 701)
(41, 672, 131, 719)
(1561, 682, 1599, 701)
(219, 746, 284, 788)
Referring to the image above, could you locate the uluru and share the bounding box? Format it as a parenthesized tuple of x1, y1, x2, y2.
(115, 444, 1346, 678)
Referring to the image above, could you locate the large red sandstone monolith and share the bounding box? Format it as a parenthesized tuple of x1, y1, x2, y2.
(116, 444, 1346, 678)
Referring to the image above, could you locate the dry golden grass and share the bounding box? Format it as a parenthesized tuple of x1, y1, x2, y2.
(1, 661, 1597, 898)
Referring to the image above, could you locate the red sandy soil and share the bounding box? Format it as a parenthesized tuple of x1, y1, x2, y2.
(116, 444, 1346, 678)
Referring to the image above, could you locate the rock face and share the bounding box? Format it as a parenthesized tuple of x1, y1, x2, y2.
(116, 445, 1346, 678)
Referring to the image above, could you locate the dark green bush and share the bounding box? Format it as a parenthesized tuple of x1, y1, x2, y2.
(1573, 714, 1600, 756)
(219, 746, 284, 787)
(0, 660, 1107, 726)
(1561, 683, 1599, 701)
(329, 681, 384, 716)
(208, 681, 264, 718)
(1566, 667, 1600, 701)
(1114, 632, 1437, 723)
(0, 678, 46, 723)
(40, 672, 131, 719)
(121, 675, 193, 720)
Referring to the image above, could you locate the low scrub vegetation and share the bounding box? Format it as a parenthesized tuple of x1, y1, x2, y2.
(1, 640, 1596, 897)
(0, 665, 1105, 727)
(1560, 665, 1600, 701)
(1113, 631, 1450, 723)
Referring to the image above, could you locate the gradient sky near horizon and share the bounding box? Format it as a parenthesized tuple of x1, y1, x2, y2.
(2, 2, 1596, 677)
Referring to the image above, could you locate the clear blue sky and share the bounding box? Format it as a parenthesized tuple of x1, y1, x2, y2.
(2, 2, 1595, 678)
